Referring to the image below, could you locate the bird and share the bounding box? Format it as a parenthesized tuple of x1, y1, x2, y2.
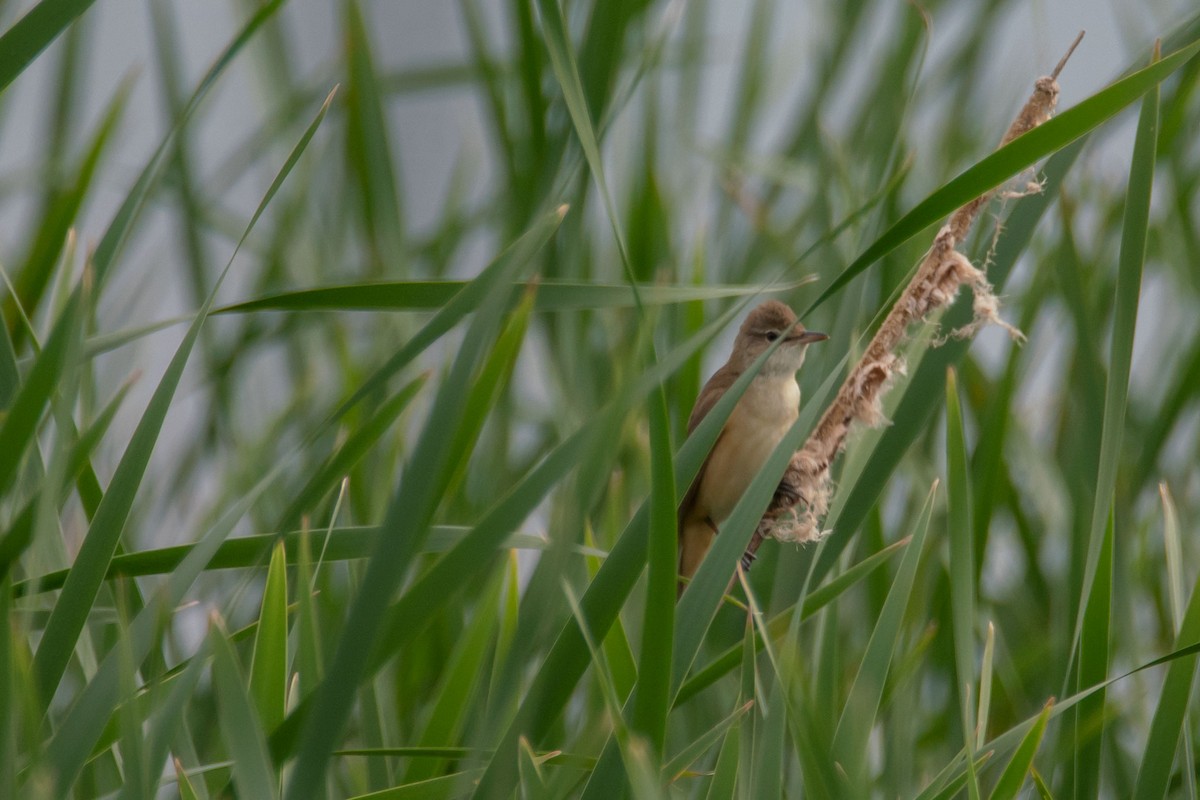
(677, 300, 827, 597)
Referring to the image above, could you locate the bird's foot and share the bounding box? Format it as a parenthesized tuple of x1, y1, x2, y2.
(770, 470, 808, 513)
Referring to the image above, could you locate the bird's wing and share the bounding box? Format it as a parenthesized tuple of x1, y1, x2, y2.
(677, 365, 739, 526)
(686, 364, 739, 435)
(677, 365, 740, 593)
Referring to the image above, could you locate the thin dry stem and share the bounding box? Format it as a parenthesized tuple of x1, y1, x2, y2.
(1052, 31, 1086, 80)
(748, 37, 1082, 553)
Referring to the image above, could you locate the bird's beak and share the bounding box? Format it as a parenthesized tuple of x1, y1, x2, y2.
(788, 330, 828, 344)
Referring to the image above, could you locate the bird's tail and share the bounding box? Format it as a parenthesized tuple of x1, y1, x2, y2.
(677, 516, 716, 600)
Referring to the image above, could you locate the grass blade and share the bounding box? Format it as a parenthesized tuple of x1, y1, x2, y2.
(1159, 481, 1198, 797)
(212, 618, 280, 800)
(804, 36, 1200, 314)
(703, 725, 741, 800)
(918, 633, 1200, 795)
(673, 534, 909, 707)
(1073, 506, 1114, 796)
(989, 700, 1052, 800)
(1069, 43, 1161, 678)
(0, 371, 133, 578)
(6, 75, 130, 342)
(343, 0, 404, 272)
(216, 279, 813, 314)
(945, 367, 978, 794)
(977, 621, 995, 751)
(467, 304, 757, 799)
(30, 86, 335, 721)
(532, 0, 636, 287)
(283, 207, 562, 798)
(832, 483, 937, 780)
(250, 541, 289, 734)
(271, 304, 746, 767)
(0, 575, 16, 796)
(12, 525, 561, 596)
(663, 700, 753, 783)
(1132, 530, 1200, 797)
(116, 635, 210, 800)
(0, 292, 78, 500)
(631, 375, 676, 755)
(275, 373, 427, 533)
(402, 568, 504, 784)
(345, 769, 486, 800)
(32, 90, 334, 795)
(441, 285, 537, 502)
(320, 205, 567, 430)
(89, 0, 287, 291)
(0, 0, 96, 94)
(561, 582, 661, 800)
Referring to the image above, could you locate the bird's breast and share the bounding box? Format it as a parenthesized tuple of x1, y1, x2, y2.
(696, 377, 799, 524)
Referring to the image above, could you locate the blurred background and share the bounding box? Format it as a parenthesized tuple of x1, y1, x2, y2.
(4, 0, 1200, 796)
(4, 0, 1194, 555)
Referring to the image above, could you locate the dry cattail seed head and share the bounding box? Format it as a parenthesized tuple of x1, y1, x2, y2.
(748, 33, 1084, 553)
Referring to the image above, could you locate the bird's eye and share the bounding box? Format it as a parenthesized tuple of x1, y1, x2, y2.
(765, 331, 779, 342)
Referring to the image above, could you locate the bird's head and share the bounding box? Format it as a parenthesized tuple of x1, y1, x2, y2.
(731, 300, 828, 375)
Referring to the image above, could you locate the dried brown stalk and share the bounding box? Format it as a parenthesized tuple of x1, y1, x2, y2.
(743, 33, 1084, 562)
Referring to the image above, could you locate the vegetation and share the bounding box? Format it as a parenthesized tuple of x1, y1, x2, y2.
(2, 0, 1200, 797)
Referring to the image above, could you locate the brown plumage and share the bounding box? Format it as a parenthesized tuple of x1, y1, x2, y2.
(677, 300, 826, 597)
